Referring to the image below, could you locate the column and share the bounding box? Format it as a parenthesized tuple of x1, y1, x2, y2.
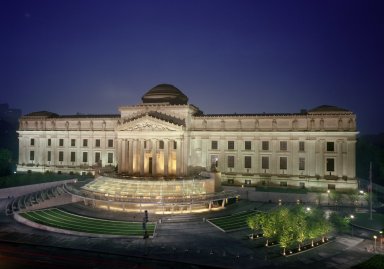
(133, 139, 139, 174)
(176, 138, 182, 176)
(117, 139, 122, 173)
(128, 140, 133, 174)
(164, 139, 169, 176)
(121, 140, 127, 173)
(152, 139, 157, 175)
(140, 140, 145, 176)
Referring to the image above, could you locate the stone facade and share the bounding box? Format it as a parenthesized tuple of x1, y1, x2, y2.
(17, 84, 358, 191)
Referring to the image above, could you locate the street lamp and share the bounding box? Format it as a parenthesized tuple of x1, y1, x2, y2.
(373, 235, 377, 252)
(327, 190, 330, 205)
(350, 215, 354, 236)
(380, 231, 383, 250)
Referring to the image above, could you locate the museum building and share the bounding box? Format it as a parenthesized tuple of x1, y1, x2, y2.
(17, 84, 358, 191)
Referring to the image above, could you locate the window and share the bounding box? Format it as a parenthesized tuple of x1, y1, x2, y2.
(244, 156, 252, 169)
(299, 141, 305, 152)
(144, 140, 147, 149)
(211, 155, 218, 170)
(70, 152, 76, 162)
(59, 139, 64, 147)
(245, 180, 251, 185)
(71, 139, 76, 147)
(83, 139, 88, 147)
(244, 141, 251, 150)
(173, 141, 177, 150)
(280, 141, 287, 151)
(95, 152, 100, 163)
(159, 140, 164, 149)
(82, 152, 88, 162)
(227, 156, 235, 168)
(30, 138, 35, 146)
(108, 153, 113, 164)
(262, 141, 269, 151)
(326, 158, 335, 172)
(280, 157, 287, 170)
(47, 139, 51, 147)
(47, 151, 51, 162)
(95, 139, 100, 147)
(108, 139, 114, 148)
(327, 142, 334, 152)
(262, 156, 269, 170)
(328, 184, 336, 190)
(299, 157, 305, 170)
(211, 141, 218, 150)
(228, 141, 234, 150)
(280, 181, 288, 187)
(300, 182, 305, 189)
(59, 151, 64, 162)
(30, 151, 34, 161)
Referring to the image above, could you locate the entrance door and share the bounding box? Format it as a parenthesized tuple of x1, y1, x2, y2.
(148, 157, 153, 175)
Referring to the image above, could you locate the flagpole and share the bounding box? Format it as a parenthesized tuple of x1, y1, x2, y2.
(369, 161, 372, 221)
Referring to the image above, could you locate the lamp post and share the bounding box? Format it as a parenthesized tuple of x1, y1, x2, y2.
(380, 231, 383, 250)
(327, 190, 330, 205)
(373, 235, 377, 252)
(350, 215, 354, 236)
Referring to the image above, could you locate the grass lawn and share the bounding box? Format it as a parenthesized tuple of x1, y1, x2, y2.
(352, 213, 384, 231)
(19, 208, 155, 237)
(351, 255, 384, 269)
(208, 211, 256, 232)
(0, 172, 90, 189)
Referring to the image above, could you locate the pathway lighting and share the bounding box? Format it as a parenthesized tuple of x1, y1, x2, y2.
(374, 235, 377, 252)
(380, 231, 383, 250)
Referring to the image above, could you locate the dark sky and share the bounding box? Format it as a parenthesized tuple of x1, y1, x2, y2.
(1, 0, 383, 134)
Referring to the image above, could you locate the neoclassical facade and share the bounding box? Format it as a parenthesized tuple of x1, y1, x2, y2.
(17, 84, 358, 190)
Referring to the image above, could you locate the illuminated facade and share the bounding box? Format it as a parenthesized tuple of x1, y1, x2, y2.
(17, 84, 358, 190)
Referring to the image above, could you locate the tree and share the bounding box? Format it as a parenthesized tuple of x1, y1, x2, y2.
(0, 149, 12, 176)
(262, 211, 278, 246)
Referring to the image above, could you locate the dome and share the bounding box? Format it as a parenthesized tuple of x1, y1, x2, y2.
(142, 84, 188, 105)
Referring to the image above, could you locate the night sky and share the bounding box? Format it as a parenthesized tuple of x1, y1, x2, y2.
(1, 0, 383, 134)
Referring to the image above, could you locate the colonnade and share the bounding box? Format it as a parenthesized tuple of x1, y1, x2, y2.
(117, 138, 183, 176)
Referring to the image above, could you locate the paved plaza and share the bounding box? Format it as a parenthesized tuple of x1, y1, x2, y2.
(0, 198, 380, 268)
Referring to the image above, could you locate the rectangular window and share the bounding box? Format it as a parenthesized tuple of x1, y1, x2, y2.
(228, 141, 234, 150)
(299, 157, 305, 170)
(280, 141, 287, 151)
(244, 141, 251, 150)
(47, 151, 51, 162)
(70, 152, 76, 162)
(280, 181, 288, 187)
(71, 139, 76, 147)
(30, 151, 34, 161)
(95, 152, 100, 163)
(262, 141, 269, 151)
(327, 142, 334, 152)
(108, 139, 114, 148)
(262, 156, 269, 170)
(280, 157, 287, 170)
(211, 155, 218, 169)
(30, 138, 35, 146)
(244, 156, 252, 169)
(95, 139, 100, 147)
(173, 141, 177, 150)
(299, 141, 305, 152)
(108, 153, 113, 164)
(48, 138, 51, 147)
(144, 140, 147, 149)
(83, 139, 88, 147)
(211, 141, 218, 150)
(227, 156, 235, 168)
(159, 140, 164, 149)
(59, 139, 64, 147)
(59, 151, 64, 162)
(82, 152, 88, 163)
(326, 158, 335, 172)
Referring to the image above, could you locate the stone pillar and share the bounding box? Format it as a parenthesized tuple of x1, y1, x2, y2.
(176, 139, 181, 176)
(164, 139, 169, 176)
(117, 139, 122, 173)
(152, 139, 157, 176)
(140, 140, 145, 176)
(128, 140, 133, 174)
(121, 140, 126, 173)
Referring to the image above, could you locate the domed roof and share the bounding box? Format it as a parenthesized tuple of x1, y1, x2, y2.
(308, 105, 350, 113)
(142, 84, 188, 105)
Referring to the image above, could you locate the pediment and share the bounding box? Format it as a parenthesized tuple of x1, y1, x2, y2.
(116, 115, 182, 131)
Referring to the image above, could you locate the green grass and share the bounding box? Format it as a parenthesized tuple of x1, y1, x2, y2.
(20, 208, 155, 237)
(351, 255, 384, 269)
(208, 211, 256, 232)
(352, 213, 384, 231)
